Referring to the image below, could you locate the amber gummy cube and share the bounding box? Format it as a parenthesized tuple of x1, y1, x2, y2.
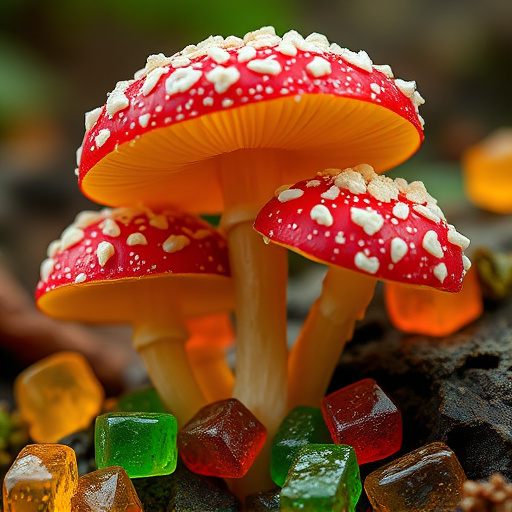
(364, 441, 467, 511)
(14, 351, 104, 443)
(72, 466, 143, 512)
(3, 443, 78, 512)
(384, 266, 483, 336)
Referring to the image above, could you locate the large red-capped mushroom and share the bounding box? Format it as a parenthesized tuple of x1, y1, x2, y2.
(76, 26, 425, 490)
(254, 165, 471, 408)
(36, 206, 233, 426)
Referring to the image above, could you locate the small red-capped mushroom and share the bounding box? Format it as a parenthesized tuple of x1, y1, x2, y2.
(36, 206, 233, 426)
(254, 165, 471, 409)
(77, 27, 425, 492)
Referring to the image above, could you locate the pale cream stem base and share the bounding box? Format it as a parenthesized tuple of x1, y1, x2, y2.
(133, 311, 207, 428)
(218, 149, 289, 495)
(288, 266, 376, 409)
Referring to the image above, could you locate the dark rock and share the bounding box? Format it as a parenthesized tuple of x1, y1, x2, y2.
(133, 459, 240, 512)
(245, 487, 280, 511)
(58, 425, 96, 476)
(331, 290, 512, 482)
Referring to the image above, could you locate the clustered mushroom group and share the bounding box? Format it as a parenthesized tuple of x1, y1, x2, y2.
(35, 26, 471, 497)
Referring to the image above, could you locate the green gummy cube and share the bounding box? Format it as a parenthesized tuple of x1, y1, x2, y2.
(115, 387, 166, 413)
(271, 406, 332, 487)
(95, 412, 178, 478)
(280, 444, 361, 512)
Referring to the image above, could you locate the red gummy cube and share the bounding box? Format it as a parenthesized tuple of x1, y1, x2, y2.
(177, 398, 266, 478)
(321, 378, 402, 465)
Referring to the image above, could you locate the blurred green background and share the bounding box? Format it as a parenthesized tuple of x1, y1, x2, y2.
(1, 0, 511, 288)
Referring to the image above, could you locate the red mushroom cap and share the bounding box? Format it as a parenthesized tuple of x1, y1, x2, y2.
(78, 27, 424, 212)
(254, 165, 471, 292)
(36, 206, 232, 322)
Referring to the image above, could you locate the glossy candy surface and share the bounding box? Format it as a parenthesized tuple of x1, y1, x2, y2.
(3, 443, 78, 512)
(177, 398, 266, 478)
(321, 378, 402, 465)
(280, 444, 361, 512)
(15, 351, 104, 443)
(385, 265, 483, 336)
(95, 412, 178, 478)
(364, 442, 467, 511)
(270, 406, 332, 487)
(71, 466, 143, 512)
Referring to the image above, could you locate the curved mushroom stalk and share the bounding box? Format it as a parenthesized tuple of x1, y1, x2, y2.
(288, 266, 375, 409)
(255, 166, 472, 412)
(35, 206, 234, 429)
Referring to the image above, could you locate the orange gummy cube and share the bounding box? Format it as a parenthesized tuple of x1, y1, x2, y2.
(3, 443, 78, 512)
(384, 267, 483, 336)
(14, 351, 104, 443)
(462, 127, 512, 214)
(72, 466, 143, 512)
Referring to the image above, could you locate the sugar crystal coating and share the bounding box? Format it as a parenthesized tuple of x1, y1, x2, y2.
(3, 443, 78, 512)
(321, 378, 402, 465)
(364, 442, 467, 511)
(177, 398, 266, 478)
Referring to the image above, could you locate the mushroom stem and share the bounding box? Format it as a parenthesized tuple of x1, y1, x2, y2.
(133, 319, 207, 427)
(218, 149, 289, 492)
(288, 266, 376, 409)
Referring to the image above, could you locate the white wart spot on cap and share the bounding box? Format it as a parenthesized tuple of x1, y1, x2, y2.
(422, 230, 444, 259)
(94, 129, 110, 148)
(447, 227, 470, 250)
(278, 188, 304, 202)
(355, 252, 380, 274)
(334, 170, 367, 195)
(305, 56, 332, 77)
(60, 227, 85, 251)
(85, 107, 102, 131)
(127, 233, 148, 246)
(205, 66, 241, 93)
(166, 67, 203, 95)
(463, 255, 472, 271)
(163, 234, 190, 253)
(320, 186, 340, 200)
(138, 114, 151, 128)
(106, 80, 132, 116)
(277, 41, 297, 56)
(40, 258, 56, 282)
(100, 218, 121, 237)
(391, 237, 408, 263)
(350, 207, 384, 236)
(237, 46, 257, 62)
(142, 67, 169, 96)
(208, 46, 231, 64)
(413, 204, 441, 224)
(310, 204, 334, 227)
(433, 262, 448, 283)
(97, 241, 115, 267)
(75, 273, 87, 284)
(246, 58, 282, 75)
(392, 202, 410, 220)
